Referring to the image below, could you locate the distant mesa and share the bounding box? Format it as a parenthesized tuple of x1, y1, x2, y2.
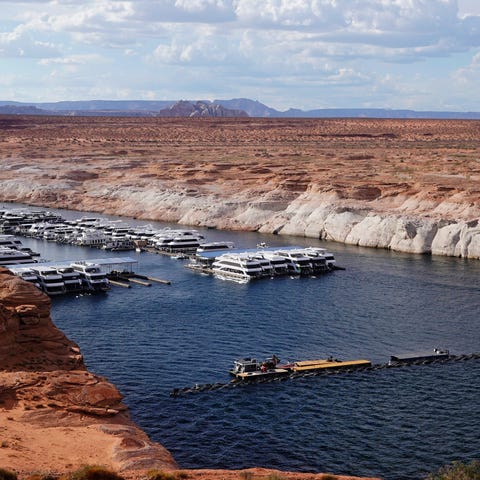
(1, 98, 480, 119)
(0, 104, 49, 115)
(157, 100, 248, 118)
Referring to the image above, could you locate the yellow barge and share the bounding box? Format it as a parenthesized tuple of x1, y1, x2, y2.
(288, 358, 372, 372)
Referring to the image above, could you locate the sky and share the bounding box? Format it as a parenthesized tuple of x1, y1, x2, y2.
(1, 0, 480, 111)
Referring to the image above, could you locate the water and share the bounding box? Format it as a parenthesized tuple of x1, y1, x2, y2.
(12, 205, 480, 480)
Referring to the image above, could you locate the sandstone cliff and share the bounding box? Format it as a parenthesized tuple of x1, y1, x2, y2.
(0, 267, 177, 474)
(0, 116, 479, 259)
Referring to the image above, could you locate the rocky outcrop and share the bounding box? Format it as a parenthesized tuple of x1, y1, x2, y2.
(158, 100, 248, 117)
(0, 267, 177, 474)
(0, 271, 84, 372)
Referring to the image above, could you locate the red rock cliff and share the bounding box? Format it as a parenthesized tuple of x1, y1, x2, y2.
(0, 267, 177, 474)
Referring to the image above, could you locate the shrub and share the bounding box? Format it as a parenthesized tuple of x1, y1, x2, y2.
(68, 466, 124, 480)
(25, 475, 58, 480)
(146, 471, 186, 480)
(426, 460, 480, 480)
(239, 472, 253, 480)
(0, 469, 17, 480)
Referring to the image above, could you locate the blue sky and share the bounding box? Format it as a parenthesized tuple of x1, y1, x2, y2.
(1, 0, 480, 111)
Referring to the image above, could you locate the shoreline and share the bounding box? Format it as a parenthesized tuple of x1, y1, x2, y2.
(0, 116, 478, 260)
(3, 195, 479, 260)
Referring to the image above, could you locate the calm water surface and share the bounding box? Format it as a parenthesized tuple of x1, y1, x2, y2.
(13, 205, 480, 480)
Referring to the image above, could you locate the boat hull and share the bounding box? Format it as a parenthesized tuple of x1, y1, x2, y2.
(230, 368, 290, 380)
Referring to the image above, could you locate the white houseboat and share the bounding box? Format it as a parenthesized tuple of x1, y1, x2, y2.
(31, 266, 66, 295)
(71, 262, 111, 292)
(212, 253, 264, 282)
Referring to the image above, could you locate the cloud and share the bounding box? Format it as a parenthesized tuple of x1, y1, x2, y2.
(39, 53, 104, 66)
(0, 25, 59, 58)
(453, 51, 480, 85)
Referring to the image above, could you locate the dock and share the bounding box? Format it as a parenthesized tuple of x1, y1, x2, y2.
(7, 256, 171, 295)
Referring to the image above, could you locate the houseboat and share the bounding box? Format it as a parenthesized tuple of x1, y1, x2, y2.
(71, 262, 111, 292)
(31, 267, 66, 295)
(212, 253, 264, 282)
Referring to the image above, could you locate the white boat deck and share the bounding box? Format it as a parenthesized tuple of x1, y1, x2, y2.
(7, 256, 137, 274)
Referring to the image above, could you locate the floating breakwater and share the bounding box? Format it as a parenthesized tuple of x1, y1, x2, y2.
(171, 352, 480, 397)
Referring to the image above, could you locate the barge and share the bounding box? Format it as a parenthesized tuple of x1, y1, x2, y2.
(287, 357, 372, 373)
(389, 348, 450, 365)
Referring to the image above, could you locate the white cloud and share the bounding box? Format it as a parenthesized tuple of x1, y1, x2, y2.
(453, 50, 480, 85)
(0, 25, 59, 57)
(39, 53, 104, 66)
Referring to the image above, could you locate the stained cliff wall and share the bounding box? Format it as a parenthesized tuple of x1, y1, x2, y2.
(0, 116, 479, 259)
(0, 267, 177, 474)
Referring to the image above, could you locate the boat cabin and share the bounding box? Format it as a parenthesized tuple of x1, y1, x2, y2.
(230, 355, 286, 379)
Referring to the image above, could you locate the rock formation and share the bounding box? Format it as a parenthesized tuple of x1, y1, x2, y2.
(0, 267, 177, 474)
(0, 116, 479, 259)
(158, 100, 248, 117)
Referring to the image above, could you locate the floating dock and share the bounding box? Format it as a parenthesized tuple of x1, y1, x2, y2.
(8, 257, 170, 294)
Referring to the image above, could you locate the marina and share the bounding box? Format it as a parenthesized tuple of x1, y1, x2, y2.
(1, 203, 480, 480)
(1, 208, 339, 285)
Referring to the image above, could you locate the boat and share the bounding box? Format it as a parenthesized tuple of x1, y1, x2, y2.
(304, 247, 336, 270)
(0, 247, 37, 266)
(71, 262, 111, 292)
(248, 254, 275, 277)
(388, 348, 450, 365)
(258, 252, 289, 275)
(152, 229, 205, 252)
(102, 239, 135, 251)
(0, 234, 24, 250)
(75, 229, 108, 247)
(273, 249, 314, 275)
(229, 355, 289, 380)
(30, 266, 66, 295)
(212, 253, 264, 282)
(15, 267, 41, 289)
(196, 241, 235, 253)
(165, 234, 203, 252)
(57, 266, 84, 293)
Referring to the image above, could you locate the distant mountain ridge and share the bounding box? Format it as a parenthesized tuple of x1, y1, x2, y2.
(1, 98, 480, 119)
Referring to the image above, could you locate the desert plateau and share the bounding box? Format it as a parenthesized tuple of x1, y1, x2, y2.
(0, 115, 479, 258)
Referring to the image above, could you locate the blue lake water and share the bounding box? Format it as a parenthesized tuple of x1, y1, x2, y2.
(11, 205, 480, 480)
